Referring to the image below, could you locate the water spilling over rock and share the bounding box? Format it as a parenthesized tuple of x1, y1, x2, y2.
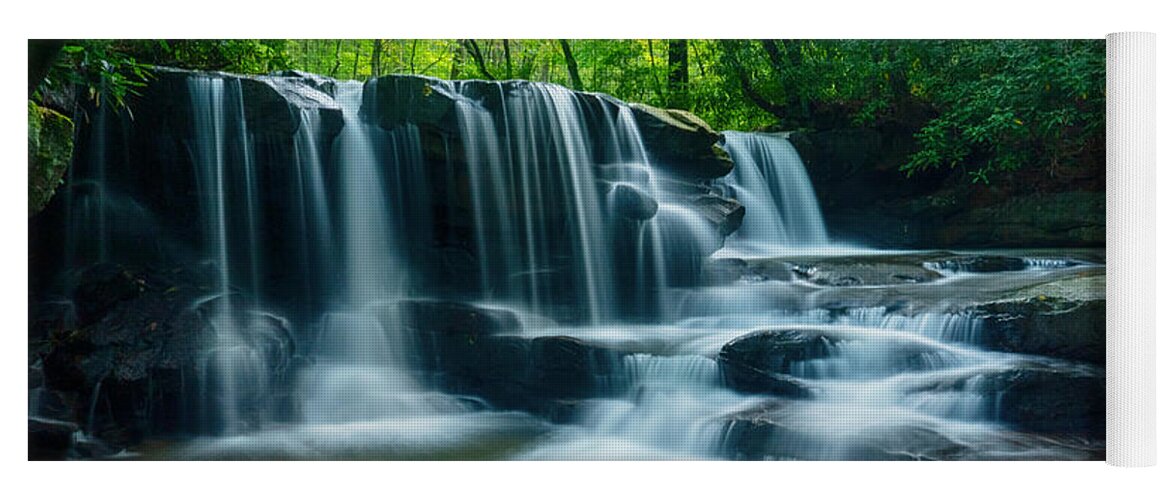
(28, 68, 1104, 461)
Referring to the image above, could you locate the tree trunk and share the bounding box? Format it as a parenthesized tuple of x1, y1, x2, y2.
(352, 40, 361, 80)
(450, 41, 462, 80)
(690, 40, 707, 77)
(330, 40, 342, 77)
(559, 39, 583, 90)
(503, 39, 513, 79)
(667, 39, 688, 108)
(371, 39, 383, 77)
(410, 40, 418, 73)
(646, 40, 663, 101)
(462, 39, 497, 80)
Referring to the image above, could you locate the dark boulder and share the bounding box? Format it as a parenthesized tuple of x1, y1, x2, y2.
(719, 403, 973, 461)
(786, 256, 944, 287)
(930, 191, 1106, 248)
(689, 193, 745, 237)
(926, 255, 1028, 273)
(28, 417, 78, 460)
(718, 329, 834, 397)
(970, 273, 1106, 365)
(629, 103, 733, 179)
(370, 74, 459, 133)
(71, 263, 147, 326)
(151, 67, 343, 139)
(37, 265, 296, 446)
(608, 182, 658, 221)
(977, 363, 1105, 438)
(403, 299, 522, 340)
(403, 300, 623, 415)
(28, 103, 73, 216)
(717, 399, 1102, 460)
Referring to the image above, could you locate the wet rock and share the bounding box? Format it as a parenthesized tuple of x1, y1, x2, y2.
(689, 193, 745, 237)
(530, 336, 622, 399)
(370, 74, 459, 132)
(786, 256, 943, 287)
(403, 300, 522, 340)
(718, 330, 832, 397)
(71, 263, 147, 326)
(608, 183, 658, 221)
(718, 400, 1102, 460)
(151, 67, 343, 139)
(971, 273, 1106, 365)
(28, 102, 74, 216)
(930, 191, 1106, 248)
(720, 403, 973, 461)
(629, 103, 733, 179)
(926, 255, 1028, 273)
(979, 363, 1105, 438)
(28, 417, 78, 460)
(403, 300, 623, 411)
(38, 265, 295, 445)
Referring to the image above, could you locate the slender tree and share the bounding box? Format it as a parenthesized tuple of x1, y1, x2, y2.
(559, 39, 583, 90)
(462, 39, 497, 80)
(371, 39, 383, 77)
(330, 39, 342, 77)
(667, 39, 689, 108)
(352, 40, 361, 79)
(503, 39, 513, 79)
(449, 41, 463, 80)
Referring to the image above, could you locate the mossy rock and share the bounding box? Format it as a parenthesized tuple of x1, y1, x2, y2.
(28, 101, 74, 216)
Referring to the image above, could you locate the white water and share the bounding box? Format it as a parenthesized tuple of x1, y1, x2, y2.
(718, 131, 831, 255)
(188, 77, 264, 435)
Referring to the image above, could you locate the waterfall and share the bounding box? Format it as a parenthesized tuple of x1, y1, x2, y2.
(43, 70, 1101, 461)
(719, 131, 829, 253)
(292, 109, 335, 304)
(299, 80, 433, 424)
(450, 82, 651, 324)
(335, 81, 402, 304)
(188, 76, 267, 435)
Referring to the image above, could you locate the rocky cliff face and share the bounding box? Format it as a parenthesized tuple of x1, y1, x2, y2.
(29, 68, 743, 316)
(789, 127, 1105, 249)
(28, 102, 73, 216)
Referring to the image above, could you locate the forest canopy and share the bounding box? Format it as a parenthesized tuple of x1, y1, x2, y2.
(30, 39, 1105, 183)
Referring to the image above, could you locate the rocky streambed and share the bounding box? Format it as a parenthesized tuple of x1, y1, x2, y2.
(30, 249, 1105, 460)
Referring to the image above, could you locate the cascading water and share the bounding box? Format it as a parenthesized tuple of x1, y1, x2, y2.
(300, 80, 431, 423)
(718, 131, 830, 254)
(188, 76, 268, 435)
(40, 69, 1102, 461)
(451, 82, 618, 324)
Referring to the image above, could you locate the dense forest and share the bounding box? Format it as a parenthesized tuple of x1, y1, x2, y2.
(30, 39, 1104, 185)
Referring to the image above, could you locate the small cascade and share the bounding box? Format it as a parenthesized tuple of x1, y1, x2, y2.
(291, 109, 335, 303)
(298, 80, 436, 426)
(188, 76, 268, 435)
(335, 81, 402, 304)
(449, 82, 676, 324)
(718, 131, 829, 253)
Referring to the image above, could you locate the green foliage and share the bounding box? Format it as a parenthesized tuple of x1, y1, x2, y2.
(899, 40, 1106, 183)
(28, 101, 74, 215)
(38, 40, 153, 110)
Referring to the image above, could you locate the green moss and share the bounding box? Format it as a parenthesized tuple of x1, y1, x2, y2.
(28, 101, 74, 216)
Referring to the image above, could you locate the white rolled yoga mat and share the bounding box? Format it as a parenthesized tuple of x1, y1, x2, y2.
(1106, 31, 1157, 467)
